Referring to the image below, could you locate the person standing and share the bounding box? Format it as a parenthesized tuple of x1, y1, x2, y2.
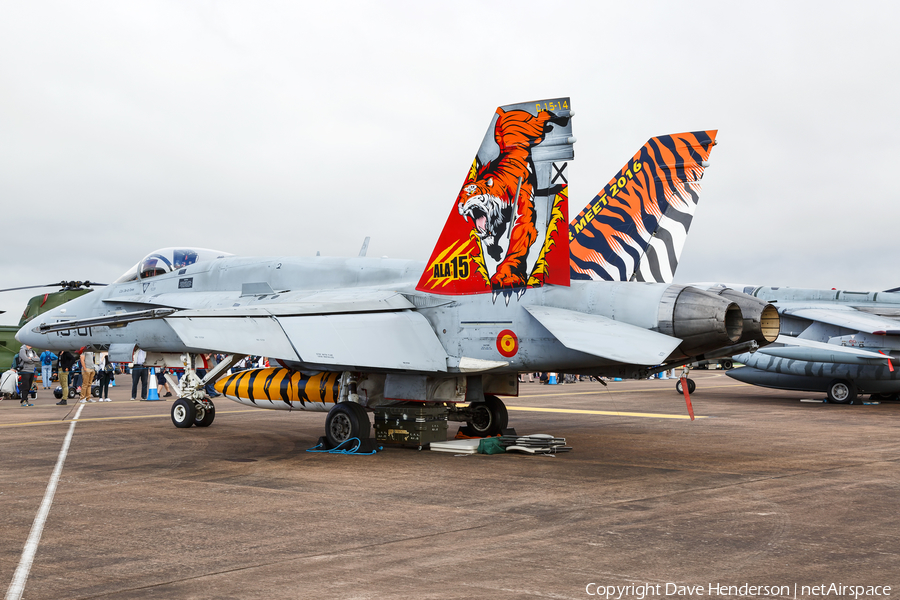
(97, 352, 114, 402)
(156, 367, 174, 398)
(57, 349, 77, 405)
(79, 347, 96, 403)
(39, 349, 58, 389)
(131, 346, 148, 401)
(197, 354, 219, 398)
(17, 344, 39, 406)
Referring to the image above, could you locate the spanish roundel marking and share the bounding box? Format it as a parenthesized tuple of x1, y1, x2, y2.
(496, 329, 519, 358)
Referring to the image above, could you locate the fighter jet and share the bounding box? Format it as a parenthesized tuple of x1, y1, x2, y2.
(17, 97, 776, 446)
(718, 285, 900, 403)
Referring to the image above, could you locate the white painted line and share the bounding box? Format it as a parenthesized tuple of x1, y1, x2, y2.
(5, 403, 84, 600)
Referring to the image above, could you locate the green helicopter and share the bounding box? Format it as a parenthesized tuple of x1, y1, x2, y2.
(0, 281, 104, 370)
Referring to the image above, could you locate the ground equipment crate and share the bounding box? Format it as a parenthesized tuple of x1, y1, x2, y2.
(373, 405, 448, 446)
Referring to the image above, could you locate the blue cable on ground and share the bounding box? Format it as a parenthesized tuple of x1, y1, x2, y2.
(306, 437, 382, 455)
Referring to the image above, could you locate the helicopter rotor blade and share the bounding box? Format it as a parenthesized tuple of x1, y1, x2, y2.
(0, 281, 108, 293)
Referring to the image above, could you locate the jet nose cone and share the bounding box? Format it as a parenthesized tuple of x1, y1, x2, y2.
(16, 317, 45, 347)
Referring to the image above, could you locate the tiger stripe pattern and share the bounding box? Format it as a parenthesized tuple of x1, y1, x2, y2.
(214, 368, 341, 412)
(569, 131, 717, 283)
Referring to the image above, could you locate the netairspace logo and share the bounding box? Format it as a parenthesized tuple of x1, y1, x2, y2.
(584, 582, 892, 599)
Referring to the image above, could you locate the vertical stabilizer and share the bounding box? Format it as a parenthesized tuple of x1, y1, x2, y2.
(569, 131, 717, 283)
(416, 98, 575, 302)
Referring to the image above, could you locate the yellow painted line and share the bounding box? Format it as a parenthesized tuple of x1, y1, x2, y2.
(3, 403, 706, 429)
(0, 409, 263, 428)
(507, 406, 706, 420)
(517, 383, 746, 399)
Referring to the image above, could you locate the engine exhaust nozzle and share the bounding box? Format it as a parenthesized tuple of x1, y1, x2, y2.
(708, 286, 780, 347)
(658, 285, 743, 357)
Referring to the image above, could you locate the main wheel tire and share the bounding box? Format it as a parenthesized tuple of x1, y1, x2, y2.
(675, 379, 696, 395)
(722, 360, 734, 370)
(325, 402, 370, 447)
(171, 398, 196, 428)
(827, 379, 857, 404)
(462, 394, 509, 437)
(194, 403, 216, 427)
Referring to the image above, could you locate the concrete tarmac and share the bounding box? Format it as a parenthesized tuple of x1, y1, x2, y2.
(1, 372, 898, 599)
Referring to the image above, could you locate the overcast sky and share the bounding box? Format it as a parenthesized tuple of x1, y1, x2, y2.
(2, 1, 898, 324)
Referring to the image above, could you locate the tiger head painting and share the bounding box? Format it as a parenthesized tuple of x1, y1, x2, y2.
(456, 107, 569, 289)
(416, 98, 573, 299)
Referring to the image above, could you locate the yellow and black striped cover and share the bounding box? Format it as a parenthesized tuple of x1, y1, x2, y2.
(214, 368, 340, 407)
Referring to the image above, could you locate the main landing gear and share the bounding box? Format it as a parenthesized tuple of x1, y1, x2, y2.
(458, 394, 508, 437)
(324, 401, 371, 446)
(170, 353, 243, 429)
(826, 379, 857, 404)
(320, 393, 511, 448)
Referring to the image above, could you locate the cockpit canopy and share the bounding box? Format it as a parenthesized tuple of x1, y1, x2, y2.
(114, 247, 233, 283)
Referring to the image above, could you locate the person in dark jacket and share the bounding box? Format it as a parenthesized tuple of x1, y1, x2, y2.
(17, 345, 39, 406)
(97, 352, 114, 402)
(57, 350, 77, 405)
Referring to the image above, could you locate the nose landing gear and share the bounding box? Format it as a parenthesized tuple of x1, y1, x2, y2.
(169, 353, 243, 429)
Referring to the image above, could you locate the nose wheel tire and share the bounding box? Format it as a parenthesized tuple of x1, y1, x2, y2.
(325, 402, 371, 447)
(171, 398, 196, 428)
(194, 403, 216, 427)
(676, 378, 696, 395)
(827, 379, 857, 404)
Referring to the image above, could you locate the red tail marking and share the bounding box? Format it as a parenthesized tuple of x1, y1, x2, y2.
(681, 377, 695, 421)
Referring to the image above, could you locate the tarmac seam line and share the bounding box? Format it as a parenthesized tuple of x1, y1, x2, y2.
(4, 402, 84, 600)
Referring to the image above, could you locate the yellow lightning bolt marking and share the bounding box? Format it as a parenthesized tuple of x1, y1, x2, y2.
(527, 188, 567, 287)
(423, 239, 463, 288)
(468, 229, 490, 286)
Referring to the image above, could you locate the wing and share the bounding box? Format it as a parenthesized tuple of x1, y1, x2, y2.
(757, 335, 893, 366)
(524, 305, 681, 365)
(165, 311, 449, 372)
(781, 305, 900, 335)
(48, 290, 451, 372)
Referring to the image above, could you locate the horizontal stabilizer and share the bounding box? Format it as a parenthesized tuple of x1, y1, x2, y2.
(782, 306, 900, 335)
(758, 335, 894, 365)
(524, 305, 681, 365)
